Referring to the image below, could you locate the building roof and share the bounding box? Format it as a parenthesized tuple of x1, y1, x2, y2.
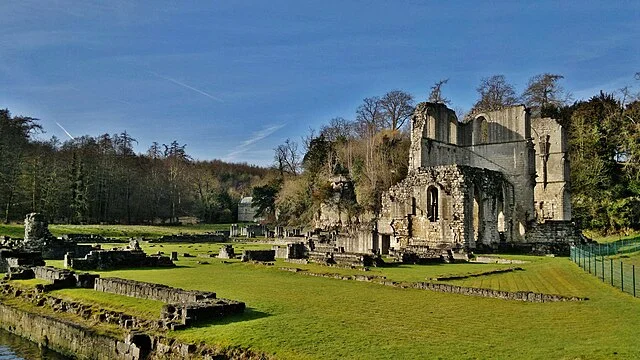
(240, 197, 253, 204)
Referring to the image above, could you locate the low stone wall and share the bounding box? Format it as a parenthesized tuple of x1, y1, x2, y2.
(273, 243, 306, 259)
(284, 258, 309, 265)
(218, 245, 235, 259)
(0, 249, 45, 273)
(161, 299, 246, 327)
(391, 245, 448, 263)
(0, 302, 141, 360)
(150, 234, 228, 243)
(308, 251, 377, 267)
(408, 282, 585, 302)
(0, 283, 263, 359)
(94, 277, 216, 303)
(42, 243, 96, 260)
(32, 266, 98, 289)
(241, 250, 275, 262)
(66, 250, 175, 270)
(431, 267, 524, 281)
(278, 267, 587, 303)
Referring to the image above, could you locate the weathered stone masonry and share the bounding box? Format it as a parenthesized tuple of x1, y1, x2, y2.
(376, 103, 579, 257)
(94, 277, 216, 304)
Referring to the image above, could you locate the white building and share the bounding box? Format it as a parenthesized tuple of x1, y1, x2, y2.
(238, 197, 259, 222)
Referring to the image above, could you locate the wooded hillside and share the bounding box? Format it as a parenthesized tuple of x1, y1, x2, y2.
(0, 110, 270, 225)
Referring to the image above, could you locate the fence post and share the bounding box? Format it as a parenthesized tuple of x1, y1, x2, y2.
(602, 254, 605, 281)
(633, 265, 636, 297)
(621, 261, 624, 292)
(589, 251, 591, 274)
(611, 259, 614, 286)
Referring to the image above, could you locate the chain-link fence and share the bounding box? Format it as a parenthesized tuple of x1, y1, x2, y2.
(570, 238, 640, 298)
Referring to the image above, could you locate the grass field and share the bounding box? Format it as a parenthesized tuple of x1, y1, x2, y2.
(612, 251, 640, 267)
(582, 230, 640, 243)
(27, 242, 639, 359)
(0, 223, 247, 239)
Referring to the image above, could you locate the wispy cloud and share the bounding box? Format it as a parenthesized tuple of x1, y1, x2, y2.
(572, 75, 634, 101)
(149, 71, 224, 102)
(223, 123, 286, 161)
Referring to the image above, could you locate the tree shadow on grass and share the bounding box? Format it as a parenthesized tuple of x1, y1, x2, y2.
(186, 307, 271, 329)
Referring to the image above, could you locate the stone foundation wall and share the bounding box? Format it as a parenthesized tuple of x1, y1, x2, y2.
(0, 302, 140, 360)
(241, 250, 275, 262)
(526, 220, 581, 243)
(272, 243, 306, 259)
(42, 243, 95, 260)
(0, 249, 44, 273)
(150, 234, 228, 243)
(161, 299, 246, 327)
(0, 283, 259, 359)
(32, 266, 98, 289)
(94, 277, 216, 303)
(67, 250, 175, 270)
(279, 267, 586, 303)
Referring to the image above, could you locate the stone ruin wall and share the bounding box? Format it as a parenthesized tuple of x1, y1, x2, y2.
(379, 165, 468, 249)
(94, 277, 216, 303)
(23, 213, 52, 250)
(414, 105, 536, 236)
(0, 249, 45, 273)
(150, 233, 228, 243)
(531, 117, 571, 222)
(273, 243, 306, 259)
(241, 249, 275, 262)
(66, 249, 174, 271)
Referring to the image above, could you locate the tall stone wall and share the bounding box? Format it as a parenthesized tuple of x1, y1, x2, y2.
(531, 117, 571, 221)
(94, 277, 216, 303)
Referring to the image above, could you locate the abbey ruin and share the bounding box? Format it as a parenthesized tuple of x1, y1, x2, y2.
(375, 103, 579, 257)
(308, 102, 581, 262)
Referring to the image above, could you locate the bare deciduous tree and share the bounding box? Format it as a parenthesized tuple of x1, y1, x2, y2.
(274, 138, 301, 175)
(470, 75, 518, 114)
(320, 117, 354, 142)
(379, 90, 415, 130)
(355, 96, 385, 136)
(428, 79, 450, 105)
(521, 73, 571, 115)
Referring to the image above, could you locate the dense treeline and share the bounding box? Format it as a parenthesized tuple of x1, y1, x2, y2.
(261, 74, 640, 234)
(0, 109, 269, 224)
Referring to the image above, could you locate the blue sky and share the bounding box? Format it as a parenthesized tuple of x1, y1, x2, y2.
(1, 1, 638, 165)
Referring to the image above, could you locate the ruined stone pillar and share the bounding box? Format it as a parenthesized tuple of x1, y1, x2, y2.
(24, 213, 52, 250)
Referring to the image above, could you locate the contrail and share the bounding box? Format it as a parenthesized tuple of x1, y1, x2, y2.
(149, 71, 224, 103)
(223, 123, 286, 161)
(55, 121, 75, 140)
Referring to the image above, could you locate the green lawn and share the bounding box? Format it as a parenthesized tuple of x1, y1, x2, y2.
(35, 242, 640, 360)
(0, 223, 251, 239)
(50, 288, 165, 320)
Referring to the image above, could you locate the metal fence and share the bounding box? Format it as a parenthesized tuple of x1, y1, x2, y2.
(570, 238, 640, 298)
